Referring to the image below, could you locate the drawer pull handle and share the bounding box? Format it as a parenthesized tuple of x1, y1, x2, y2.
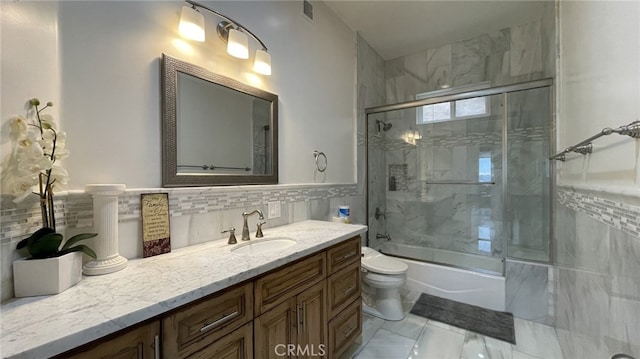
(200, 310, 240, 333)
(342, 252, 356, 260)
(154, 335, 160, 359)
(302, 302, 306, 332)
(344, 326, 356, 337)
(343, 286, 356, 296)
(296, 305, 302, 335)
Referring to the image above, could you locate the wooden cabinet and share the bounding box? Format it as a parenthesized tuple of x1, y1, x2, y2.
(58, 320, 160, 359)
(326, 236, 362, 359)
(57, 235, 362, 359)
(255, 258, 328, 358)
(162, 282, 253, 358)
(254, 236, 362, 359)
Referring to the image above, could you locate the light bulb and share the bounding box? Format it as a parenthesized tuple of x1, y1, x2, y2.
(178, 6, 205, 42)
(227, 28, 249, 59)
(253, 49, 272, 75)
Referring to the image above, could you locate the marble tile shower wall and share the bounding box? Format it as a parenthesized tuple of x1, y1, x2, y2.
(357, 34, 387, 249)
(554, 187, 640, 356)
(384, 15, 555, 104)
(0, 184, 358, 301)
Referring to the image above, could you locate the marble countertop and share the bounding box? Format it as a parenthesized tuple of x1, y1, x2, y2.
(0, 220, 367, 359)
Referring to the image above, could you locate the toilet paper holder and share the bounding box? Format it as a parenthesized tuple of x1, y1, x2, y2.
(313, 150, 327, 172)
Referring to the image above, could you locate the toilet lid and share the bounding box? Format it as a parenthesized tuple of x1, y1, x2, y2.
(362, 254, 408, 275)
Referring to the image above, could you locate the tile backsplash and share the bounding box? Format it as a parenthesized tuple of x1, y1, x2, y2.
(1, 183, 362, 301)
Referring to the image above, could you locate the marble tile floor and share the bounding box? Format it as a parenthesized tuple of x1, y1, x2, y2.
(340, 291, 569, 359)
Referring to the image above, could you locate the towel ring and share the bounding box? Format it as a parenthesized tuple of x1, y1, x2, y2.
(313, 151, 327, 172)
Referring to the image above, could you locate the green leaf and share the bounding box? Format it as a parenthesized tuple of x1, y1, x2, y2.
(17, 227, 55, 250)
(61, 233, 97, 251)
(59, 245, 97, 260)
(28, 233, 63, 259)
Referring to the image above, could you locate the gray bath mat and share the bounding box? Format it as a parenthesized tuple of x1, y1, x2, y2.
(410, 293, 516, 344)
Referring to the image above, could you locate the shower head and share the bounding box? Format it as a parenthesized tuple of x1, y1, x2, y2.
(376, 120, 392, 133)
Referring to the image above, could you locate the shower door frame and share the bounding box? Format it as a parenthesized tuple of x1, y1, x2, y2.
(364, 78, 555, 273)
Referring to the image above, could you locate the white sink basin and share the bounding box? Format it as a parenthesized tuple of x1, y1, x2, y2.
(231, 237, 297, 255)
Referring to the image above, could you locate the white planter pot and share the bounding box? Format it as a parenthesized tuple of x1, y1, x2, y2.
(13, 252, 83, 297)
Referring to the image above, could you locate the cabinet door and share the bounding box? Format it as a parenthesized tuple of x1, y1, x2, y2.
(60, 321, 160, 359)
(297, 280, 328, 358)
(254, 297, 298, 359)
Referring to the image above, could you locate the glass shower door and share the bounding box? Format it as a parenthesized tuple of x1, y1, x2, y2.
(366, 80, 553, 276)
(367, 93, 506, 276)
(506, 87, 552, 262)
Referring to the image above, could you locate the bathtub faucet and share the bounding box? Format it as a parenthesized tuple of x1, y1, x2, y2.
(376, 233, 392, 241)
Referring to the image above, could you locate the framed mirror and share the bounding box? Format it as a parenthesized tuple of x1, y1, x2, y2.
(161, 54, 278, 186)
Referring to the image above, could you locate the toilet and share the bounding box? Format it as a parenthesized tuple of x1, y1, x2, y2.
(361, 246, 408, 321)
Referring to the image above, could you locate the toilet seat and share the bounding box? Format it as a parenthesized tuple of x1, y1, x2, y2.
(361, 247, 408, 275)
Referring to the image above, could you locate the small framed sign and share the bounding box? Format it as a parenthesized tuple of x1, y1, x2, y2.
(141, 193, 171, 257)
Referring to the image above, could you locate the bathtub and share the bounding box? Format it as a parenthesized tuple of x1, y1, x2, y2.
(378, 243, 506, 311)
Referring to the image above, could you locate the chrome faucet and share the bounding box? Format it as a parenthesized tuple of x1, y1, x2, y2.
(241, 209, 264, 241)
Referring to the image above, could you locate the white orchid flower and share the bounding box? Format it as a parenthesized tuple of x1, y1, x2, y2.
(39, 114, 57, 130)
(2, 99, 69, 211)
(56, 131, 66, 143)
(53, 147, 69, 161)
(12, 179, 37, 203)
(15, 130, 39, 151)
(15, 142, 45, 167)
(50, 165, 68, 182)
(9, 116, 27, 139)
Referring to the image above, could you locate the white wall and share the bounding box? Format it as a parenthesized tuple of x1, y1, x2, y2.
(2, 0, 356, 191)
(0, 1, 61, 176)
(557, 0, 640, 193)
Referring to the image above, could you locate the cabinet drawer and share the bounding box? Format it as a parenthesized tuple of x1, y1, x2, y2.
(326, 236, 360, 275)
(163, 282, 253, 358)
(58, 320, 160, 359)
(255, 252, 326, 315)
(328, 298, 362, 359)
(327, 261, 361, 319)
(188, 322, 253, 359)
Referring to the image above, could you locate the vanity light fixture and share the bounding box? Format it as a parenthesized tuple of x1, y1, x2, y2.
(178, 0, 272, 75)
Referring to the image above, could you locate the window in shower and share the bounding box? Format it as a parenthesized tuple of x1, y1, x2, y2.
(416, 84, 490, 124)
(478, 154, 492, 182)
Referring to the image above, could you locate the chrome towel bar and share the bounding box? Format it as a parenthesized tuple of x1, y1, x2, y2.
(550, 120, 640, 161)
(178, 164, 251, 171)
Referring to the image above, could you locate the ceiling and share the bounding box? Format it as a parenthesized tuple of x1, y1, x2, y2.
(323, 0, 549, 60)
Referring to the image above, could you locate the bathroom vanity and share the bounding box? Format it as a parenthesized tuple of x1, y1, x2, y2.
(0, 220, 366, 359)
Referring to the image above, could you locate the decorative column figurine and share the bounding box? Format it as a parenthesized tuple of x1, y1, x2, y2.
(83, 184, 127, 275)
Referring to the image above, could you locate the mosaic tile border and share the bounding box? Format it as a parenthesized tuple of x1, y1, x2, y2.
(557, 189, 640, 237)
(1, 184, 358, 244)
